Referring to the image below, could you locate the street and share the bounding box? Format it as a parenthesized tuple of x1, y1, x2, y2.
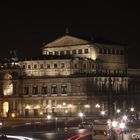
(1, 118, 140, 140)
(2, 128, 92, 140)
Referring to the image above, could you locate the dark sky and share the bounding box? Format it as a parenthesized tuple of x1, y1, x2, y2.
(0, 2, 140, 67)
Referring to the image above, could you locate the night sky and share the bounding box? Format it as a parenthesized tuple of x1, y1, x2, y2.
(0, 2, 140, 67)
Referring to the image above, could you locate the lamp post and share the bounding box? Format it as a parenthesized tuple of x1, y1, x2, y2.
(47, 114, 51, 120)
(101, 110, 105, 117)
(65, 110, 68, 125)
(79, 112, 84, 122)
(39, 112, 43, 124)
(55, 117, 58, 131)
(68, 104, 72, 116)
(11, 112, 16, 118)
(130, 107, 134, 112)
(116, 109, 121, 118)
(119, 122, 126, 140)
(122, 115, 127, 122)
(116, 109, 121, 113)
(108, 77, 113, 120)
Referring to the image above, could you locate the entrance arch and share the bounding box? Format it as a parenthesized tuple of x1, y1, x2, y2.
(3, 102, 9, 117)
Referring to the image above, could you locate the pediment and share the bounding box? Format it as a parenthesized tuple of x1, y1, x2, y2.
(44, 35, 90, 48)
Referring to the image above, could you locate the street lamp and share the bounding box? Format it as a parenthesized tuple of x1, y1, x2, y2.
(122, 115, 127, 122)
(11, 112, 16, 118)
(39, 112, 43, 123)
(65, 110, 68, 123)
(119, 122, 126, 140)
(55, 117, 58, 131)
(47, 114, 51, 120)
(101, 111, 105, 117)
(68, 104, 72, 116)
(130, 107, 134, 112)
(116, 109, 121, 117)
(78, 112, 84, 122)
(112, 120, 118, 128)
(116, 109, 121, 113)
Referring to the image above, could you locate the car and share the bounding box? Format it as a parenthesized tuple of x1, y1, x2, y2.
(92, 119, 109, 140)
(78, 122, 93, 130)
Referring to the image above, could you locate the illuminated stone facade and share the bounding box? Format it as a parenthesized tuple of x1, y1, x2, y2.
(0, 35, 139, 118)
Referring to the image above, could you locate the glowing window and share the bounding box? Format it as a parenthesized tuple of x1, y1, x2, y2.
(3, 102, 9, 117)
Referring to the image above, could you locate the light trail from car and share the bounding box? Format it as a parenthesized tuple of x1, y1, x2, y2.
(1, 135, 35, 140)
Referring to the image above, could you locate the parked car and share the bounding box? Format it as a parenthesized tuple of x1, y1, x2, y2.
(78, 122, 93, 130)
(92, 119, 109, 140)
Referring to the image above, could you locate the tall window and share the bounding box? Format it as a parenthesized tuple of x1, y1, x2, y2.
(49, 52, 53, 55)
(61, 63, 65, 68)
(47, 64, 50, 68)
(32, 86, 38, 95)
(84, 49, 89, 53)
(99, 48, 102, 53)
(40, 64, 43, 69)
(51, 85, 57, 94)
(83, 64, 87, 69)
(75, 64, 78, 69)
(112, 49, 115, 54)
(34, 109, 38, 116)
(78, 49, 82, 54)
(108, 49, 111, 54)
(66, 50, 70, 55)
(34, 64, 37, 69)
(54, 64, 57, 68)
(104, 49, 107, 54)
(28, 65, 31, 69)
(42, 86, 47, 95)
(120, 50, 124, 55)
(60, 51, 64, 55)
(22, 65, 26, 69)
(61, 84, 67, 94)
(25, 109, 29, 117)
(54, 51, 58, 55)
(24, 87, 29, 95)
(116, 50, 119, 55)
(72, 50, 76, 54)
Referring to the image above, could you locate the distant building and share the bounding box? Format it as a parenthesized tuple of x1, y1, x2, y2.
(0, 35, 139, 118)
